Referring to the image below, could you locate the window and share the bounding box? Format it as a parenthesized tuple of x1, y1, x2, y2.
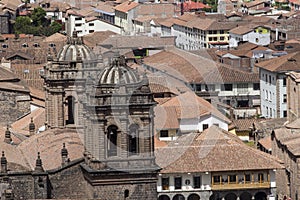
(89, 30, 94, 33)
(33, 43, 40, 48)
(193, 176, 201, 188)
(128, 124, 139, 155)
(270, 108, 272, 117)
(75, 17, 82, 20)
(283, 94, 287, 103)
(107, 125, 118, 157)
(220, 36, 225, 40)
(253, 83, 260, 90)
(221, 84, 233, 91)
(237, 83, 248, 93)
(203, 124, 209, 130)
(258, 173, 264, 182)
(22, 43, 28, 48)
(174, 177, 182, 189)
(162, 177, 169, 190)
(283, 78, 286, 86)
(75, 23, 81, 27)
(245, 174, 251, 182)
(209, 37, 213, 41)
(213, 176, 220, 184)
(89, 23, 94, 26)
(213, 37, 217, 41)
(213, 30, 217, 34)
(160, 130, 169, 137)
(213, 123, 219, 127)
(269, 75, 272, 84)
(283, 110, 287, 117)
(229, 175, 236, 183)
(2, 44, 8, 48)
(220, 30, 225, 34)
(205, 84, 215, 91)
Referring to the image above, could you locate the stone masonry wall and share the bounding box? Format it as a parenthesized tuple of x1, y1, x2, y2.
(48, 163, 88, 199)
(90, 181, 158, 200)
(0, 90, 30, 125)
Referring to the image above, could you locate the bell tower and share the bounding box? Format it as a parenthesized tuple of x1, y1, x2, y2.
(42, 32, 102, 129)
(81, 53, 159, 199)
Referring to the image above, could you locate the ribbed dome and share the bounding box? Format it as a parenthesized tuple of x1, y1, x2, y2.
(57, 32, 95, 62)
(99, 55, 139, 85)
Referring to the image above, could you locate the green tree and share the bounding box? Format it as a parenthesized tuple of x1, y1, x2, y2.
(14, 16, 32, 34)
(50, 21, 62, 33)
(31, 7, 47, 26)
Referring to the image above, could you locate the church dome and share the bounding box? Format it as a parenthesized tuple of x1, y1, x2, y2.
(99, 54, 139, 85)
(57, 32, 96, 62)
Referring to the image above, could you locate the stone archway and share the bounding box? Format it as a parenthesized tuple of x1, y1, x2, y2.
(159, 195, 171, 200)
(173, 194, 185, 200)
(188, 193, 200, 200)
(240, 192, 252, 200)
(255, 192, 267, 200)
(225, 193, 237, 200)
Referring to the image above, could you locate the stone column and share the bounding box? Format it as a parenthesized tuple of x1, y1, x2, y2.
(98, 119, 106, 160)
(120, 116, 128, 158)
(57, 92, 64, 127)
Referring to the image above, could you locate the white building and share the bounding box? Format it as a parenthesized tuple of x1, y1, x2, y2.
(154, 91, 231, 141)
(256, 51, 300, 118)
(155, 125, 283, 200)
(229, 26, 271, 48)
(65, 10, 121, 36)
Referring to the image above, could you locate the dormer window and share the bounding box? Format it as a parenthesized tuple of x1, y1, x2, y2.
(49, 43, 56, 47)
(22, 43, 28, 48)
(2, 44, 8, 48)
(33, 43, 40, 48)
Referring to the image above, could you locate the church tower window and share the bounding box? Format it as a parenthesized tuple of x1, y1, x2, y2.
(107, 125, 118, 157)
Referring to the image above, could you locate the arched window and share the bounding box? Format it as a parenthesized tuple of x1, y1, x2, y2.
(66, 96, 75, 125)
(107, 125, 118, 157)
(128, 124, 139, 155)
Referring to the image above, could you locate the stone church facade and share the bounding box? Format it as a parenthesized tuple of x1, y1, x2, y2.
(0, 33, 159, 199)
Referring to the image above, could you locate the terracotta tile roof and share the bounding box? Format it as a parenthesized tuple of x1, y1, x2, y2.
(258, 136, 272, 151)
(202, 65, 260, 84)
(136, 3, 175, 17)
(148, 74, 178, 95)
(256, 52, 300, 72)
(29, 87, 45, 101)
(11, 108, 45, 136)
(156, 125, 284, 173)
(92, 1, 115, 13)
(83, 31, 117, 48)
(143, 48, 217, 83)
(114, 1, 139, 12)
(229, 26, 253, 35)
(243, 0, 268, 8)
(233, 118, 263, 132)
(155, 106, 179, 130)
(161, 91, 231, 123)
(253, 118, 287, 136)
(42, 33, 67, 43)
(154, 136, 168, 149)
(273, 127, 300, 156)
(18, 128, 84, 170)
(0, 66, 30, 93)
(236, 42, 258, 51)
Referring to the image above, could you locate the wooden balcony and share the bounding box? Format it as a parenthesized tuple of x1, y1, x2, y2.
(211, 182, 270, 190)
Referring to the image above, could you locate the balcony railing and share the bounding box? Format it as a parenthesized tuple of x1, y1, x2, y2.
(211, 182, 270, 190)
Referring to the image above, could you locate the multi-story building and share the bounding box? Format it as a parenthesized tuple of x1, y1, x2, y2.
(114, 1, 175, 35)
(156, 125, 283, 200)
(229, 25, 271, 48)
(155, 91, 231, 140)
(256, 51, 300, 118)
(169, 13, 240, 50)
(143, 48, 261, 118)
(65, 9, 121, 36)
